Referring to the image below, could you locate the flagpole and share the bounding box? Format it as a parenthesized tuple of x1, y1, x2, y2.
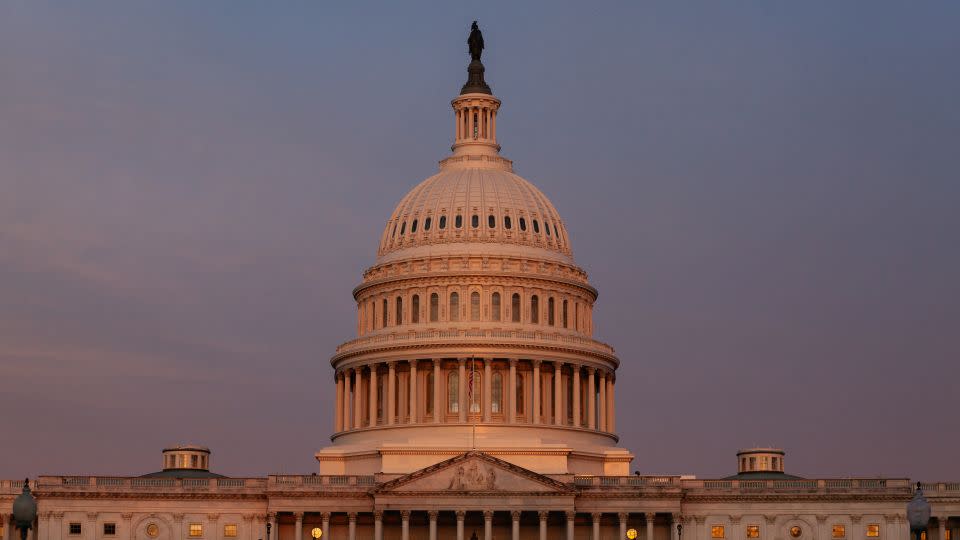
(471, 356, 477, 449)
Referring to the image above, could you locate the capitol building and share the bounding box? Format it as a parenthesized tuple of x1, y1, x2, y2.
(3, 25, 958, 540)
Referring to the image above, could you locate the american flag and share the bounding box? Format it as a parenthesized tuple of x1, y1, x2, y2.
(467, 356, 476, 409)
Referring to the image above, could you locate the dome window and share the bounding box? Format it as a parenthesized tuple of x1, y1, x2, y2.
(400, 221, 406, 235)
(392, 223, 397, 238)
(439, 216, 447, 229)
(504, 216, 512, 229)
(411, 219, 418, 233)
(455, 215, 463, 228)
(430, 293, 439, 322)
(424, 217, 432, 231)
(471, 214, 479, 228)
(491, 292, 501, 321)
(488, 215, 496, 228)
(531, 295, 539, 324)
(554, 224, 560, 238)
(471, 291, 480, 321)
(519, 217, 527, 231)
(511, 293, 521, 322)
(412, 295, 420, 323)
(548, 297, 555, 326)
(449, 292, 460, 321)
(545, 222, 551, 236)
(532, 220, 540, 234)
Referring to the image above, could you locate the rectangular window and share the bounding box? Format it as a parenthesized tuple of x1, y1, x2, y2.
(104, 523, 117, 536)
(866, 525, 880, 538)
(69, 524, 82, 536)
(189, 524, 203, 537)
(746, 526, 760, 539)
(832, 525, 845, 538)
(224, 525, 238, 538)
(712, 526, 725, 538)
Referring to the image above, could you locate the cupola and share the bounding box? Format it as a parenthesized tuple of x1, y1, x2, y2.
(161, 444, 211, 472)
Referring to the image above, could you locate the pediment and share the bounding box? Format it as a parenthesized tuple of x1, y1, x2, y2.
(374, 451, 574, 495)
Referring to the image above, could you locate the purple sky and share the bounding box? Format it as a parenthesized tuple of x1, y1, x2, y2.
(1, 2, 958, 481)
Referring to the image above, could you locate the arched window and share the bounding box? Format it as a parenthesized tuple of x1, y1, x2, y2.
(519, 217, 527, 231)
(516, 373, 524, 414)
(533, 220, 540, 234)
(531, 295, 540, 324)
(395, 296, 403, 325)
(562, 299, 568, 328)
(430, 293, 439, 322)
(455, 215, 463, 228)
(449, 292, 460, 322)
(548, 297, 555, 326)
(439, 215, 447, 229)
(412, 295, 420, 323)
(491, 292, 501, 322)
(471, 291, 480, 321)
(426, 371, 434, 415)
(392, 223, 397, 238)
(504, 216, 512, 229)
(511, 293, 521, 322)
(424, 217, 432, 231)
(574, 301, 579, 330)
(488, 215, 496, 228)
(545, 222, 551, 236)
(411, 219, 418, 233)
(492, 372, 503, 413)
(382, 299, 388, 327)
(471, 215, 479, 228)
(554, 224, 560, 239)
(400, 221, 406, 235)
(448, 371, 459, 413)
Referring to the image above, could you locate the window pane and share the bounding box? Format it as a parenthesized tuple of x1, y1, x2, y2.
(223, 525, 237, 538)
(504, 216, 512, 229)
(471, 215, 479, 228)
(492, 372, 502, 413)
(189, 525, 203, 538)
(448, 372, 459, 413)
(531, 295, 539, 324)
(491, 293, 501, 321)
(396, 296, 403, 325)
(866, 525, 880, 538)
(411, 219, 418, 233)
(439, 215, 447, 229)
(711, 526, 725, 539)
(548, 297, 555, 326)
(516, 373, 524, 413)
(104, 524, 116, 536)
(424, 217, 431, 231)
(832, 525, 845, 539)
(70, 524, 82, 536)
(533, 220, 540, 233)
(519, 217, 527, 231)
(562, 300, 568, 328)
(382, 299, 388, 327)
(471, 292, 480, 321)
(512, 294, 521, 322)
(430, 293, 439, 322)
(746, 526, 760, 539)
(488, 215, 496, 228)
(412, 295, 420, 323)
(455, 215, 463, 228)
(450, 292, 460, 321)
(426, 372, 434, 414)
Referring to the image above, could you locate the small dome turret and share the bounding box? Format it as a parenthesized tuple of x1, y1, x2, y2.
(161, 445, 211, 472)
(737, 448, 786, 474)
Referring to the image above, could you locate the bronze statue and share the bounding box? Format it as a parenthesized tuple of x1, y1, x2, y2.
(468, 21, 484, 61)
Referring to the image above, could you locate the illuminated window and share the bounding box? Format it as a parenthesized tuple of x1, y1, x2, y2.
(920, 532, 926, 540)
(491, 293, 501, 321)
(449, 292, 460, 321)
(492, 372, 502, 413)
(189, 524, 203, 538)
(772, 456, 779, 470)
(746, 526, 760, 539)
(511, 293, 521, 322)
(749, 457, 756, 470)
(944, 530, 950, 540)
(430, 293, 439, 322)
(412, 295, 420, 324)
(471, 292, 480, 321)
(832, 525, 845, 538)
(448, 372, 459, 413)
(224, 525, 237, 538)
(712, 526, 725, 538)
(531, 295, 539, 323)
(104, 524, 116, 536)
(866, 525, 880, 538)
(69, 524, 82, 536)
(790, 527, 802, 538)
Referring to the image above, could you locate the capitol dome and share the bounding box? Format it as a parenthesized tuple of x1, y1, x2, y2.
(317, 40, 631, 477)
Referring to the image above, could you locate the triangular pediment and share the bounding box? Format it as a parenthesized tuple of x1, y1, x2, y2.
(374, 451, 574, 495)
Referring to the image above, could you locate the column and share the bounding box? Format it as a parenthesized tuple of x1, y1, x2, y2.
(483, 358, 492, 422)
(293, 513, 303, 540)
(539, 512, 549, 540)
(353, 368, 362, 429)
(508, 359, 518, 423)
(321, 514, 330, 540)
(670, 514, 681, 540)
(572, 366, 581, 427)
(267, 514, 277, 540)
(598, 371, 607, 431)
(554, 362, 564, 425)
(566, 512, 575, 540)
(512, 512, 521, 540)
(592, 513, 601, 540)
(335, 372, 344, 432)
(620, 513, 630, 540)
(387, 361, 397, 425)
(608, 375, 616, 432)
(369, 363, 378, 426)
(401, 511, 410, 540)
(484, 511, 493, 540)
(1, 514, 7, 540)
(587, 368, 596, 429)
(491, 110, 497, 141)
(938, 518, 947, 540)
(646, 513, 655, 540)
(433, 360, 442, 424)
(458, 359, 467, 423)
(373, 511, 382, 540)
(428, 511, 438, 540)
(409, 360, 418, 424)
(341, 371, 351, 430)
(532, 361, 541, 424)
(347, 513, 356, 540)
(456, 511, 466, 540)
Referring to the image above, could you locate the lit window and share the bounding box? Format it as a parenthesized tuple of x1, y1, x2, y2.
(749, 457, 756, 470)
(146, 524, 159, 538)
(411, 219, 418, 233)
(519, 217, 527, 231)
(449, 292, 460, 321)
(412, 295, 420, 323)
(224, 525, 237, 538)
(191, 455, 198, 467)
(530, 295, 539, 324)
(189, 524, 203, 537)
(104, 524, 117, 536)
(430, 293, 439, 322)
(511, 293, 521, 322)
(746, 526, 760, 539)
(504, 216, 512, 229)
(424, 217, 431, 231)
(70, 524, 82, 536)
(790, 527, 802, 538)
(491, 292, 501, 322)
(920, 532, 926, 540)
(471, 292, 480, 321)
(492, 372, 502, 413)
(944, 530, 950, 540)
(455, 215, 462, 228)
(439, 215, 447, 229)
(471, 215, 479, 228)
(832, 525, 845, 538)
(866, 525, 880, 538)
(448, 371, 459, 413)
(712, 526, 725, 538)
(533, 219, 540, 233)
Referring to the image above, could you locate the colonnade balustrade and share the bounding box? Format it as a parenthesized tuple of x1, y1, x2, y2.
(333, 358, 616, 434)
(270, 510, 664, 540)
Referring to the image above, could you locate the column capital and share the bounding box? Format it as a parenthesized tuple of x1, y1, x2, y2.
(320, 512, 331, 521)
(565, 511, 576, 521)
(539, 511, 550, 521)
(849, 515, 862, 524)
(207, 513, 220, 522)
(511, 511, 521, 521)
(554, 360, 565, 368)
(619, 513, 630, 522)
(646, 512, 656, 521)
(401, 510, 411, 520)
(670, 513, 681, 522)
(509, 358, 518, 366)
(372, 511, 382, 521)
(483, 510, 494, 520)
(533, 359, 542, 367)
(433, 358, 442, 366)
(292, 512, 303, 521)
(347, 513, 357, 522)
(458, 358, 467, 365)
(428, 511, 439, 520)
(387, 360, 397, 368)
(456, 511, 466, 520)
(409, 359, 418, 367)
(592, 513, 602, 521)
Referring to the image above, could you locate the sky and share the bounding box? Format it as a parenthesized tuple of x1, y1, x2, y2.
(1, 2, 958, 481)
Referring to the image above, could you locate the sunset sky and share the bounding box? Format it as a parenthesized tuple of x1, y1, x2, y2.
(1, 2, 958, 480)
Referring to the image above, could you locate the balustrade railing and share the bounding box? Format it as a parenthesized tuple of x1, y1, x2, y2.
(336, 328, 616, 355)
